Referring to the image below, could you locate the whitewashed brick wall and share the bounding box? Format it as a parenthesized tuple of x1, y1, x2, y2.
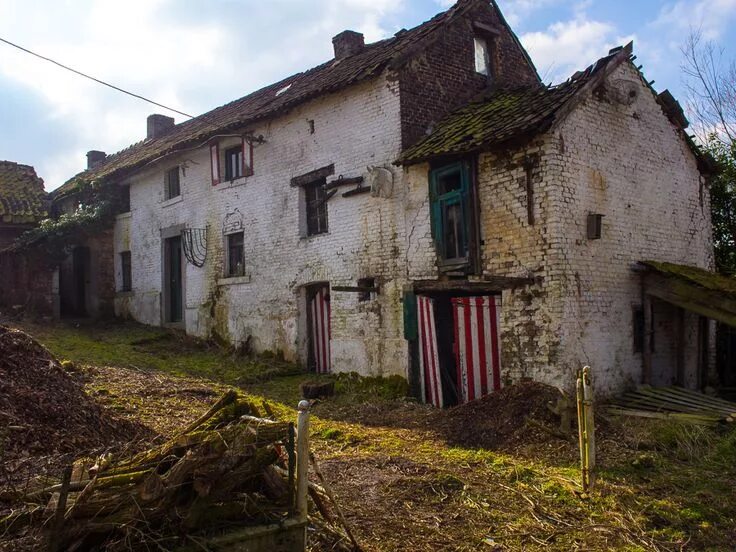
(113, 75, 415, 376)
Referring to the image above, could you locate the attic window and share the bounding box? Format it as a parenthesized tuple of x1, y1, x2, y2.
(474, 37, 490, 76)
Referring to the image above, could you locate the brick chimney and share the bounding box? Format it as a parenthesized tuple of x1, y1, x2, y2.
(147, 114, 175, 139)
(86, 150, 106, 170)
(332, 30, 364, 59)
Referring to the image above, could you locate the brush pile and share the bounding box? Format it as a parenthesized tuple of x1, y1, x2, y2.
(2, 391, 353, 551)
(0, 325, 148, 459)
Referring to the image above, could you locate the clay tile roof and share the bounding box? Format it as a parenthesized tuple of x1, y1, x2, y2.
(0, 161, 48, 224)
(399, 48, 626, 165)
(53, 0, 483, 200)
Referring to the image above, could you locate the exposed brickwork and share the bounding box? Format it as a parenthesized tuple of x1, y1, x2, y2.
(0, 250, 55, 315)
(398, 1, 539, 150)
(406, 62, 713, 395)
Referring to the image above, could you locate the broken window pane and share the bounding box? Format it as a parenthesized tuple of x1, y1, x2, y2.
(227, 232, 244, 277)
(438, 172, 462, 195)
(443, 202, 466, 260)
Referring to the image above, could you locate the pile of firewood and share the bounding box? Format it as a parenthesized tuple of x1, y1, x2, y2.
(2, 390, 355, 551)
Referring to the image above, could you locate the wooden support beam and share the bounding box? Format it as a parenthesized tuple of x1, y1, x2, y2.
(676, 307, 685, 386)
(642, 292, 653, 385)
(324, 175, 364, 190)
(644, 272, 736, 328)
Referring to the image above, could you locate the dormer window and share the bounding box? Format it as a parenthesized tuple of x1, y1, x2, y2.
(474, 37, 490, 76)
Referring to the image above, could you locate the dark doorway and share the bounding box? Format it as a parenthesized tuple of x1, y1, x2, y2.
(434, 297, 460, 407)
(71, 246, 90, 316)
(164, 236, 183, 323)
(717, 323, 736, 392)
(306, 283, 330, 373)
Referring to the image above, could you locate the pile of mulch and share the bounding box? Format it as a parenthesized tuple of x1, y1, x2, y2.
(0, 325, 150, 461)
(436, 381, 569, 452)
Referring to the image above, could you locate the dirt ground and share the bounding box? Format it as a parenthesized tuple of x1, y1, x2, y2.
(3, 320, 736, 551)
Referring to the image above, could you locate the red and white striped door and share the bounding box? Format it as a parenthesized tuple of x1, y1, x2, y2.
(452, 296, 502, 403)
(417, 295, 444, 408)
(310, 287, 331, 373)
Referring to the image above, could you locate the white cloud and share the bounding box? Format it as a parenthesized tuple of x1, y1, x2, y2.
(521, 18, 634, 83)
(653, 0, 736, 41)
(0, 0, 405, 189)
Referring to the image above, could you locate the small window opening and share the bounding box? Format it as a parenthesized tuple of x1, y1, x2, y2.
(225, 146, 244, 181)
(474, 37, 490, 76)
(165, 166, 180, 200)
(120, 185, 131, 213)
(305, 180, 328, 236)
(226, 232, 245, 277)
(120, 251, 132, 292)
(358, 277, 376, 302)
(308, 119, 315, 134)
(587, 213, 603, 240)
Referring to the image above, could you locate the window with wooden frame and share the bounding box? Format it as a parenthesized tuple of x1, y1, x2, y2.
(120, 251, 132, 292)
(223, 139, 253, 182)
(305, 179, 328, 236)
(430, 161, 473, 267)
(165, 166, 180, 200)
(225, 231, 245, 277)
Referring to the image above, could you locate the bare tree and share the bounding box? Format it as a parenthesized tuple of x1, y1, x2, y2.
(682, 30, 736, 146)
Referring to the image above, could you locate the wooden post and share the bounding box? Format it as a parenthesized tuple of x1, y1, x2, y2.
(582, 366, 596, 489)
(676, 307, 686, 386)
(576, 372, 587, 491)
(576, 366, 596, 492)
(642, 292, 653, 384)
(49, 466, 72, 552)
(296, 400, 310, 525)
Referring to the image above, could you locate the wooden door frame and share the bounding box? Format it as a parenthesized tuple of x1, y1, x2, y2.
(161, 225, 186, 327)
(304, 282, 330, 373)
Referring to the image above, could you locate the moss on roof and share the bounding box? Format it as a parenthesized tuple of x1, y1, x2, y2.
(641, 261, 736, 298)
(399, 48, 628, 165)
(0, 161, 48, 224)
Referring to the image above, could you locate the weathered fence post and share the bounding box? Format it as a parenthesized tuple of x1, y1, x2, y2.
(576, 366, 596, 492)
(296, 400, 310, 525)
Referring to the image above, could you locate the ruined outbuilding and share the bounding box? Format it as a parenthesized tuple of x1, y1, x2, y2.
(0, 161, 52, 313)
(23, 0, 722, 403)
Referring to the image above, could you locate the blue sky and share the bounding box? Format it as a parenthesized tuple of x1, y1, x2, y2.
(1, 0, 735, 191)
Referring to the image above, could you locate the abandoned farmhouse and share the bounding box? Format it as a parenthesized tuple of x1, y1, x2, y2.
(2, 0, 730, 406)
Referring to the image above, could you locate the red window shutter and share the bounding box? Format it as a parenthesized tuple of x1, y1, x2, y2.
(210, 143, 220, 185)
(242, 138, 253, 176)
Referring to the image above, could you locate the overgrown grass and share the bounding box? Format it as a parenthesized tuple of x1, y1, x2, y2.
(14, 319, 736, 551)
